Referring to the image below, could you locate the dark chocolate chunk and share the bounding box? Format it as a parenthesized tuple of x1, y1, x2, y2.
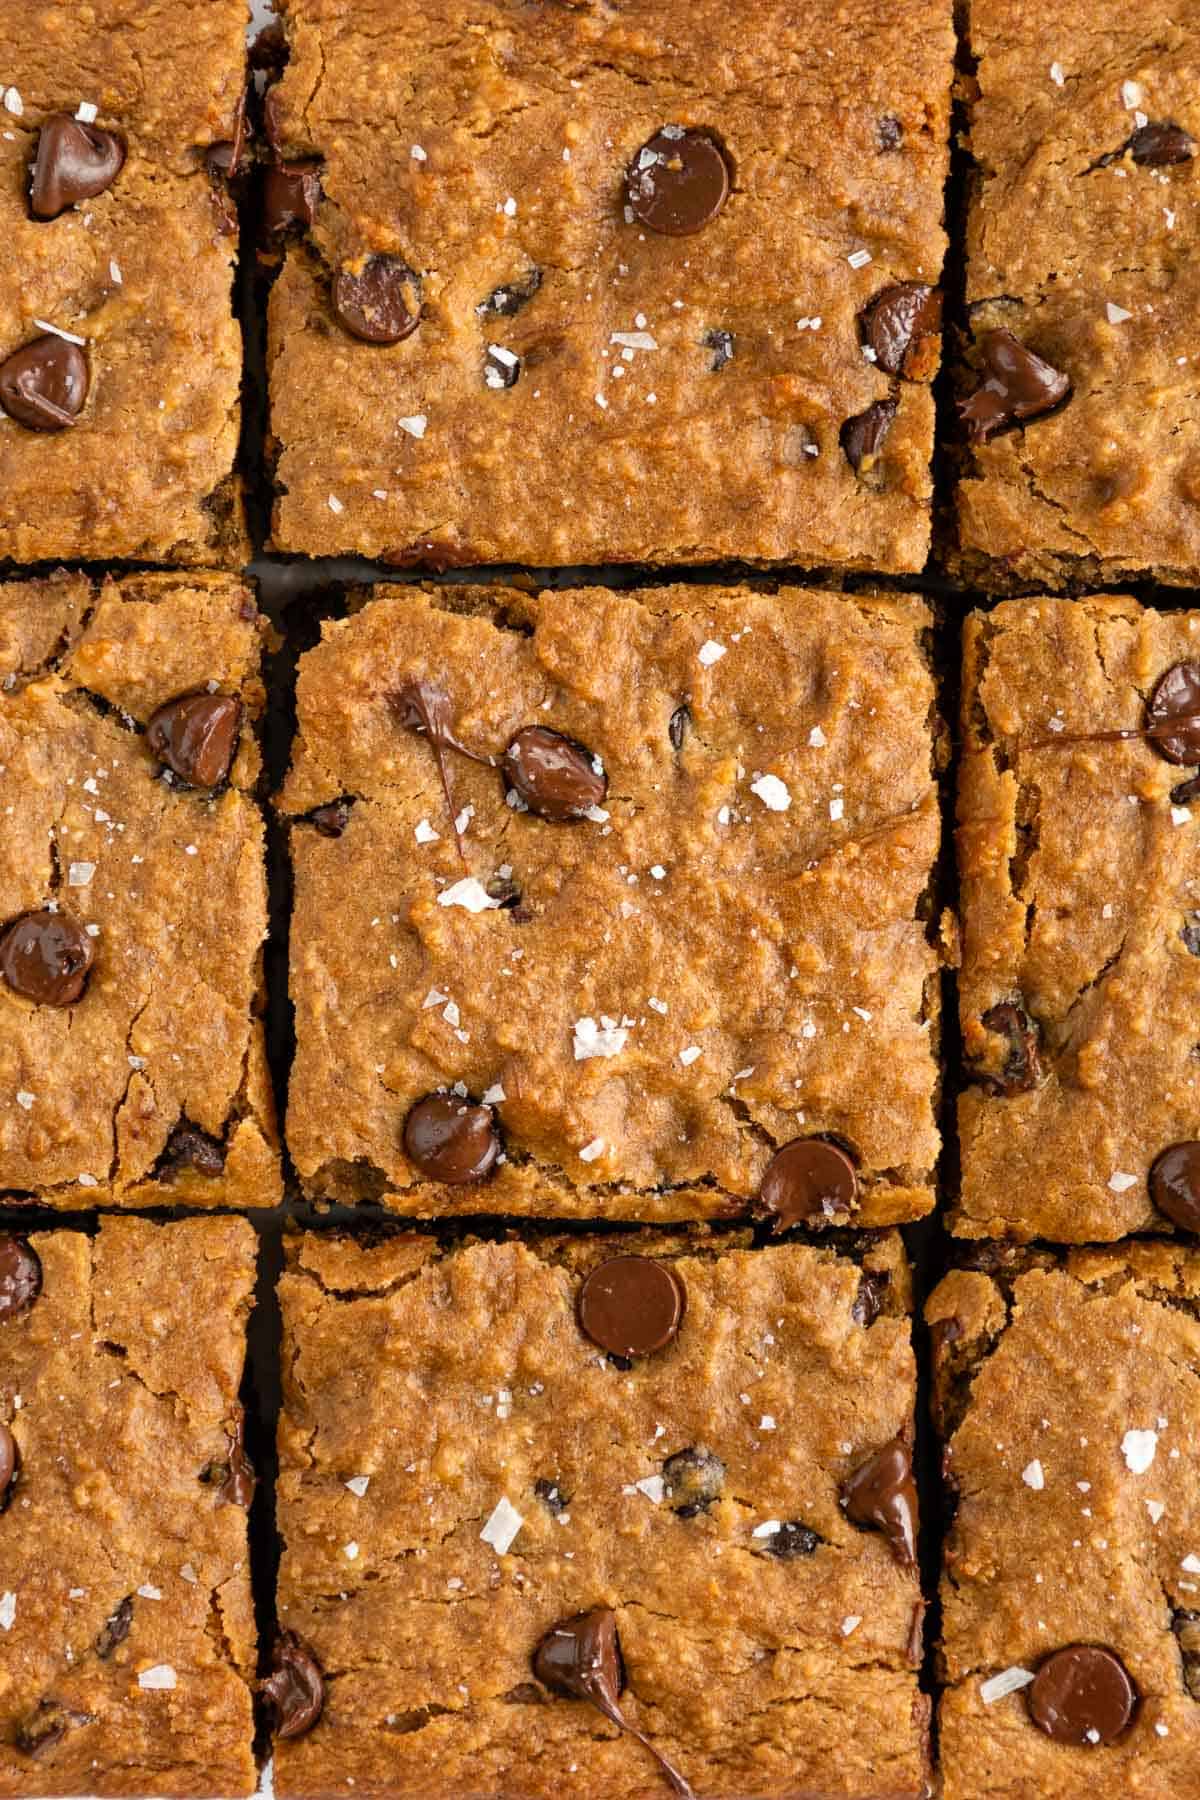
(403, 1093, 500, 1184)
(0, 1236, 41, 1323)
(625, 127, 730, 236)
(852, 1269, 889, 1327)
(261, 1631, 325, 1740)
(311, 800, 352, 838)
(760, 1519, 822, 1558)
(502, 727, 607, 822)
(840, 398, 896, 473)
(484, 343, 521, 388)
(262, 161, 321, 235)
(0, 335, 89, 431)
(30, 113, 125, 219)
(1182, 915, 1200, 956)
(1027, 1645, 1138, 1746)
(877, 114, 904, 152)
(577, 1256, 685, 1359)
(758, 1137, 857, 1229)
(958, 329, 1070, 444)
(94, 1596, 134, 1659)
(1127, 121, 1195, 164)
(662, 1446, 725, 1515)
(0, 909, 94, 1006)
(477, 268, 543, 317)
(163, 1124, 226, 1179)
(979, 1001, 1043, 1095)
(333, 257, 421, 344)
(0, 1421, 18, 1509)
(859, 283, 942, 379)
(14, 1700, 94, 1757)
(668, 705, 691, 750)
(146, 693, 242, 788)
(219, 1408, 257, 1507)
(1150, 1141, 1200, 1234)
(704, 328, 734, 371)
(533, 1610, 694, 1798)
(842, 1438, 918, 1571)
(534, 1477, 570, 1513)
(1146, 661, 1200, 765)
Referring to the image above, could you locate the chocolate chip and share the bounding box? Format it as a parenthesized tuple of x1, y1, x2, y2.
(959, 329, 1071, 444)
(30, 113, 125, 219)
(262, 161, 321, 235)
(840, 398, 896, 473)
(877, 114, 904, 152)
(14, 1701, 94, 1757)
(1171, 773, 1200, 806)
(1150, 1141, 1200, 1233)
(0, 1236, 41, 1323)
(534, 1477, 570, 1512)
(261, 1631, 325, 1740)
(0, 335, 89, 431)
(662, 1446, 725, 1515)
(577, 1256, 685, 1359)
(219, 1409, 257, 1507)
(0, 909, 94, 1006)
(704, 328, 734, 371)
(979, 1001, 1042, 1095)
(668, 705, 691, 750)
(94, 1596, 133, 1659)
(1128, 121, 1195, 164)
(163, 1124, 226, 1179)
(1182, 915, 1200, 956)
(383, 538, 476, 572)
(311, 800, 352, 838)
(1028, 1645, 1137, 1746)
(333, 257, 421, 344)
(841, 1438, 918, 1571)
(477, 269, 543, 317)
(533, 1610, 695, 1799)
(1146, 662, 1200, 765)
(852, 1269, 889, 1327)
(758, 1138, 857, 1229)
(760, 1520, 822, 1558)
(484, 344, 521, 388)
(502, 727, 607, 822)
(146, 693, 242, 788)
(0, 1421, 18, 1510)
(403, 1093, 500, 1184)
(859, 284, 942, 379)
(625, 127, 730, 236)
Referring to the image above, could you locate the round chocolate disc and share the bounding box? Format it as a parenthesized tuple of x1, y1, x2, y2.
(759, 1138, 857, 1228)
(502, 727, 607, 822)
(333, 257, 421, 344)
(0, 335, 89, 432)
(0, 1236, 42, 1323)
(403, 1093, 500, 1184)
(30, 113, 125, 219)
(577, 1255, 685, 1358)
(0, 909, 94, 1006)
(0, 1420, 17, 1505)
(625, 127, 730, 236)
(1028, 1645, 1138, 1746)
(1146, 662, 1200, 765)
(1149, 1141, 1200, 1233)
(146, 693, 242, 788)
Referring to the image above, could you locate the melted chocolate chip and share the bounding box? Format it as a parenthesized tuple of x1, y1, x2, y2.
(840, 398, 896, 473)
(502, 727, 607, 822)
(533, 1610, 694, 1798)
(94, 1596, 133, 1659)
(1150, 1141, 1200, 1233)
(877, 114, 904, 152)
(14, 1701, 95, 1757)
(577, 1256, 685, 1359)
(0, 1236, 41, 1323)
(704, 328, 734, 371)
(0, 909, 94, 1006)
(30, 114, 125, 219)
(859, 283, 942, 379)
(382, 538, 475, 572)
(662, 1446, 725, 1515)
(535, 1477, 570, 1512)
(852, 1269, 889, 1327)
(841, 1438, 918, 1571)
(333, 257, 421, 344)
(1183, 915, 1200, 956)
(979, 1001, 1042, 1095)
(261, 1631, 325, 1740)
(163, 1124, 226, 1179)
(219, 1409, 257, 1506)
(1146, 662, 1200, 765)
(758, 1137, 857, 1229)
(403, 1093, 500, 1184)
(262, 161, 321, 235)
(0, 1421, 18, 1510)
(761, 1520, 822, 1558)
(1096, 121, 1196, 169)
(478, 268, 543, 317)
(311, 800, 352, 838)
(959, 329, 1071, 444)
(484, 344, 521, 388)
(0, 335, 89, 431)
(146, 693, 242, 788)
(391, 679, 492, 861)
(626, 127, 730, 236)
(668, 705, 691, 750)
(1028, 1645, 1137, 1746)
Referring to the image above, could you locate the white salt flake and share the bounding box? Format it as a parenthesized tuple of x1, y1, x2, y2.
(751, 1520, 781, 1538)
(1105, 302, 1133, 325)
(847, 248, 872, 269)
(137, 1584, 162, 1600)
(437, 878, 499, 912)
(698, 639, 727, 667)
(344, 1542, 359, 1560)
(980, 1666, 1035, 1704)
(1122, 1428, 1158, 1474)
(1182, 1554, 1200, 1574)
(635, 1476, 665, 1504)
(759, 1415, 776, 1431)
(15, 1091, 33, 1111)
(76, 101, 99, 122)
(398, 414, 428, 438)
(481, 1083, 506, 1106)
(0, 1593, 14, 1630)
(573, 1016, 629, 1060)
(1022, 1460, 1045, 1490)
(679, 1045, 702, 1066)
(1121, 80, 1144, 109)
(1108, 1170, 1138, 1193)
(611, 331, 658, 351)
(3, 88, 22, 116)
(138, 1665, 177, 1691)
(1049, 61, 1065, 86)
(68, 861, 95, 886)
(327, 494, 345, 514)
(480, 1497, 524, 1554)
(1173, 806, 1192, 827)
(32, 319, 86, 346)
(1147, 1499, 1166, 1524)
(808, 725, 827, 747)
(411, 144, 427, 162)
(414, 818, 439, 844)
(77, 1173, 98, 1188)
(841, 1615, 862, 1636)
(180, 1563, 199, 1584)
(750, 773, 791, 812)
(829, 797, 844, 822)
(109, 259, 123, 285)
(578, 1137, 606, 1163)
(345, 1476, 371, 1498)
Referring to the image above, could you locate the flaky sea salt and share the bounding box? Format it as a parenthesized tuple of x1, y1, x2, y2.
(573, 1016, 628, 1060)
(1122, 1428, 1158, 1474)
(437, 878, 499, 912)
(698, 639, 727, 667)
(398, 414, 427, 438)
(138, 1665, 177, 1690)
(980, 1666, 1035, 1704)
(750, 774, 791, 812)
(346, 1476, 370, 1498)
(578, 1137, 605, 1162)
(1108, 1171, 1138, 1193)
(1022, 1460, 1045, 1490)
(0, 1593, 14, 1630)
(480, 1497, 523, 1554)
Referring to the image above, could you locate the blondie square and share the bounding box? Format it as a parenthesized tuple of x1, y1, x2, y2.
(929, 1243, 1200, 1798)
(0, 1217, 258, 1798)
(0, 0, 247, 563)
(0, 571, 280, 1209)
(281, 582, 943, 1226)
(957, 592, 1200, 1241)
(269, 1228, 926, 1800)
(955, 1, 1200, 588)
(265, 0, 953, 570)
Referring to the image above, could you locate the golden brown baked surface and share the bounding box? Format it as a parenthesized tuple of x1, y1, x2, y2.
(929, 1244, 1200, 1798)
(280, 581, 943, 1223)
(0, 572, 279, 1209)
(0, 1218, 258, 1798)
(266, 0, 952, 570)
(274, 1228, 926, 1800)
(955, 1, 1200, 588)
(0, 0, 246, 563)
(956, 593, 1200, 1240)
